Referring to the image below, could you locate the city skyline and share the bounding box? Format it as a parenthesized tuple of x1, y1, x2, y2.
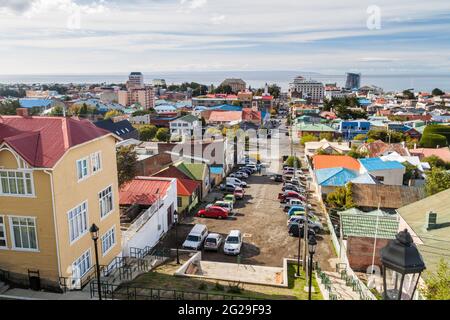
(0, 0, 449, 75)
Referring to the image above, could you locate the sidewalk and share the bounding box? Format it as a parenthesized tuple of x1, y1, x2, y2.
(0, 287, 93, 300)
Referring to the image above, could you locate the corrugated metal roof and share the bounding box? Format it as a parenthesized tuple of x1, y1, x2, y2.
(340, 209, 399, 239)
(359, 157, 405, 171)
(315, 167, 358, 186)
(119, 177, 172, 206)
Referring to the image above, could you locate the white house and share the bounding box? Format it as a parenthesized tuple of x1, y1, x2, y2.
(169, 114, 202, 140)
(119, 177, 177, 257)
(359, 157, 406, 186)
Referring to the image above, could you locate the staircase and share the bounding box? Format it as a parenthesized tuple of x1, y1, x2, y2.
(322, 271, 361, 300)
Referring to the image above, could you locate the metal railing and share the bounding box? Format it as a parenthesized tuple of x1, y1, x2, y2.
(90, 282, 263, 300)
(315, 264, 343, 300)
(59, 264, 107, 292)
(123, 201, 159, 241)
(337, 263, 376, 300)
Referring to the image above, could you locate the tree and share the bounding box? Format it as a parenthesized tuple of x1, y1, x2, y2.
(300, 134, 319, 145)
(214, 85, 233, 94)
(353, 134, 367, 141)
(402, 90, 415, 99)
(116, 145, 138, 187)
(0, 99, 21, 115)
(420, 125, 450, 148)
(326, 183, 355, 210)
(155, 128, 170, 142)
(285, 156, 301, 168)
(104, 109, 123, 119)
(423, 155, 450, 170)
(348, 146, 367, 159)
(319, 132, 334, 141)
(420, 259, 450, 300)
(49, 106, 64, 116)
(425, 168, 450, 196)
(432, 88, 445, 96)
(138, 125, 158, 141)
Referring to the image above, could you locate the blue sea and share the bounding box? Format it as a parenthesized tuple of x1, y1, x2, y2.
(1, 71, 450, 92)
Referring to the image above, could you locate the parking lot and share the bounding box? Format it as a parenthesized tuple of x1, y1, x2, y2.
(156, 167, 335, 269)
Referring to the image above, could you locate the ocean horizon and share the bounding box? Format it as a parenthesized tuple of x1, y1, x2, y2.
(1, 71, 450, 92)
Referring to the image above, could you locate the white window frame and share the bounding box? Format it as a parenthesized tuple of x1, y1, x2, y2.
(99, 185, 114, 219)
(9, 216, 39, 252)
(67, 201, 89, 244)
(76, 157, 90, 182)
(0, 169, 35, 197)
(101, 226, 116, 256)
(90, 151, 102, 175)
(0, 215, 7, 249)
(72, 249, 92, 279)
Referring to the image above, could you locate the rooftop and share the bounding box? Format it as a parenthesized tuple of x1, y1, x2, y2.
(340, 208, 399, 239)
(315, 167, 358, 186)
(359, 157, 405, 171)
(297, 123, 336, 132)
(119, 176, 172, 206)
(312, 155, 361, 171)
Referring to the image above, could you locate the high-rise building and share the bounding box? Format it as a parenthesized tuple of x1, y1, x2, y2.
(345, 73, 361, 90)
(220, 78, 247, 93)
(288, 76, 324, 103)
(127, 72, 144, 89)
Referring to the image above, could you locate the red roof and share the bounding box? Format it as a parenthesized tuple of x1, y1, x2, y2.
(0, 116, 111, 168)
(242, 108, 261, 121)
(313, 155, 361, 171)
(154, 165, 191, 180)
(177, 178, 200, 196)
(119, 177, 172, 206)
(410, 147, 450, 162)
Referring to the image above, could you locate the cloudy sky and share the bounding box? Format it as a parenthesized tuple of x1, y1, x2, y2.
(0, 0, 449, 75)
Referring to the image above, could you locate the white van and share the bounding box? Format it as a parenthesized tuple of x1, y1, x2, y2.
(226, 177, 247, 188)
(223, 230, 243, 255)
(182, 224, 208, 250)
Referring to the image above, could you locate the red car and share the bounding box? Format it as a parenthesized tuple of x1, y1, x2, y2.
(196, 206, 229, 219)
(278, 191, 305, 203)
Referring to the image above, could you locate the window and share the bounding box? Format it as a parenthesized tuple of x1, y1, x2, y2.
(90, 152, 102, 174)
(99, 186, 113, 218)
(101, 227, 116, 256)
(0, 170, 34, 196)
(72, 250, 91, 279)
(9, 216, 38, 250)
(376, 176, 385, 182)
(76, 158, 89, 181)
(68, 202, 88, 243)
(0, 216, 6, 248)
(177, 197, 182, 207)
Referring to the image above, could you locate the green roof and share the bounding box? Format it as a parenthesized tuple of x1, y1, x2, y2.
(396, 188, 450, 278)
(297, 122, 336, 132)
(340, 208, 399, 239)
(176, 114, 199, 123)
(176, 162, 207, 181)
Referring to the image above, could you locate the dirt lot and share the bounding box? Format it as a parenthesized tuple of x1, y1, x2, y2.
(156, 170, 336, 270)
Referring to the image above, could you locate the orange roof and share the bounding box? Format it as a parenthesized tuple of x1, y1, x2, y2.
(410, 147, 450, 162)
(208, 111, 242, 122)
(177, 178, 200, 196)
(242, 108, 261, 121)
(119, 177, 172, 206)
(312, 155, 361, 171)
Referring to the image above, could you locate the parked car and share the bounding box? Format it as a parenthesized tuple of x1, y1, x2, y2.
(223, 230, 243, 255)
(278, 191, 306, 203)
(283, 167, 295, 175)
(182, 224, 208, 250)
(226, 177, 247, 188)
(234, 187, 245, 200)
(195, 206, 229, 219)
(282, 184, 305, 193)
(204, 233, 223, 251)
(210, 201, 233, 213)
(239, 167, 253, 175)
(273, 174, 283, 182)
(287, 216, 323, 233)
(288, 223, 316, 238)
(283, 199, 311, 212)
(220, 183, 237, 193)
(245, 164, 258, 173)
(223, 194, 236, 205)
(230, 172, 248, 180)
(285, 178, 307, 188)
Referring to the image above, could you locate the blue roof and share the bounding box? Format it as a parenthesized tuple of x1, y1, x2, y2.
(358, 98, 372, 105)
(155, 105, 177, 111)
(359, 158, 405, 171)
(315, 167, 359, 186)
(19, 99, 53, 109)
(210, 166, 224, 175)
(209, 104, 242, 111)
(351, 172, 377, 184)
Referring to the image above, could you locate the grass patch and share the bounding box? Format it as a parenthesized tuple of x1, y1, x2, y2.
(287, 263, 323, 300)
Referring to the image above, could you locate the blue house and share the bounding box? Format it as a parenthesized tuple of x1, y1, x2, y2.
(19, 99, 54, 113)
(337, 120, 371, 140)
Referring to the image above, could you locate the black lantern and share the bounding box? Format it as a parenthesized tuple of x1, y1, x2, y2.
(89, 223, 99, 241)
(173, 211, 180, 265)
(380, 229, 425, 300)
(307, 233, 317, 300)
(308, 234, 317, 255)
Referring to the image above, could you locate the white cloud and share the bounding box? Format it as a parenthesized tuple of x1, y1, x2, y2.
(210, 14, 225, 25)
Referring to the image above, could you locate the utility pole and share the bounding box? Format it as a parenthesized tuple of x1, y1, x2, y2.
(303, 180, 310, 273)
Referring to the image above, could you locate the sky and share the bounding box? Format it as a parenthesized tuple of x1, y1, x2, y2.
(0, 0, 449, 75)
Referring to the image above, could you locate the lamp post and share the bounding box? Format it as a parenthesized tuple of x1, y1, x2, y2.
(308, 233, 317, 301)
(89, 223, 102, 301)
(174, 211, 180, 265)
(295, 225, 302, 277)
(380, 229, 425, 300)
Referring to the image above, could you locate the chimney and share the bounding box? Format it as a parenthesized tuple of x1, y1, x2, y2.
(426, 211, 438, 230)
(16, 108, 29, 117)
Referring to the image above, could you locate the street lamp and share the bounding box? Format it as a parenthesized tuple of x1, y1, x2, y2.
(380, 229, 425, 300)
(89, 223, 102, 301)
(174, 211, 180, 265)
(308, 233, 317, 301)
(295, 224, 302, 277)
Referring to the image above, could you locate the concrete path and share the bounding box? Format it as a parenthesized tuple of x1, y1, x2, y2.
(323, 271, 361, 300)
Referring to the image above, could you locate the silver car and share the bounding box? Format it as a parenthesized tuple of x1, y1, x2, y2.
(204, 233, 223, 251)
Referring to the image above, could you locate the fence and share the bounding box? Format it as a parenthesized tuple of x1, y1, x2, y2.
(90, 282, 263, 300)
(336, 262, 377, 300)
(315, 264, 343, 300)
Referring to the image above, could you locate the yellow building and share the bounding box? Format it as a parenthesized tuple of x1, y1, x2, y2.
(0, 111, 122, 291)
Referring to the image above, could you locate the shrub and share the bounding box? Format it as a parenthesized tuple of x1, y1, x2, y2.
(198, 283, 208, 291)
(227, 284, 242, 294)
(214, 282, 225, 291)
